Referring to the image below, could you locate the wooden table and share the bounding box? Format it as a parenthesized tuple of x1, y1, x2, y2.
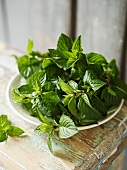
(0, 42, 127, 170)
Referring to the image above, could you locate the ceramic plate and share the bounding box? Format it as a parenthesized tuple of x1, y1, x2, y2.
(6, 74, 124, 130)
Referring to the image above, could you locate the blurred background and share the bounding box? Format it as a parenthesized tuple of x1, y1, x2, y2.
(0, 0, 127, 169)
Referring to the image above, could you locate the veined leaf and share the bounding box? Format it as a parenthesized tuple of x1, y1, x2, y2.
(18, 84, 35, 95)
(59, 77, 74, 94)
(42, 91, 60, 103)
(68, 80, 78, 90)
(72, 35, 83, 54)
(0, 115, 8, 127)
(7, 126, 24, 137)
(12, 89, 30, 103)
(59, 115, 78, 138)
(57, 33, 73, 52)
(86, 52, 107, 64)
(78, 94, 103, 120)
(68, 96, 78, 118)
(27, 71, 46, 91)
(27, 39, 34, 54)
(42, 58, 53, 69)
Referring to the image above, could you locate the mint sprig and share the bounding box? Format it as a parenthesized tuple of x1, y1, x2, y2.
(12, 33, 127, 152)
(0, 115, 24, 142)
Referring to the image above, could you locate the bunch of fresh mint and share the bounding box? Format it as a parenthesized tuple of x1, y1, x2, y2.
(12, 33, 127, 152)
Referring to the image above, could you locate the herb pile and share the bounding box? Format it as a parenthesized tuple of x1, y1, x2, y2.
(12, 33, 127, 152)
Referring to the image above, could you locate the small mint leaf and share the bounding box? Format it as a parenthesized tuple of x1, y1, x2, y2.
(7, 126, 24, 137)
(27, 39, 34, 54)
(0, 133, 8, 142)
(46, 129, 54, 153)
(59, 77, 74, 94)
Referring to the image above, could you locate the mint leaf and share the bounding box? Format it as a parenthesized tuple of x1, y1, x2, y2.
(27, 39, 34, 54)
(7, 126, 24, 137)
(83, 70, 105, 91)
(86, 52, 107, 64)
(27, 71, 46, 91)
(42, 91, 60, 103)
(0, 115, 8, 127)
(72, 35, 82, 54)
(59, 77, 74, 94)
(12, 89, 30, 103)
(68, 96, 78, 118)
(46, 129, 54, 153)
(0, 133, 8, 142)
(78, 94, 103, 120)
(108, 86, 116, 96)
(35, 123, 53, 133)
(63, 94, 72, 106)
(68, 80, 78, 90)
(57, 33, 73, 52)
(59, 115, 78, 138)
(42, 58, 53, 69)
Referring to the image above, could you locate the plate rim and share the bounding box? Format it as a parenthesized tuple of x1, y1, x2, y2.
(6, 74, 124, 130)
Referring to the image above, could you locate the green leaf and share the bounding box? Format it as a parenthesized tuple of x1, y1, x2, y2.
(27, 39, 34, 54)
(42, 58, 53, 69)
(86, 52, 107, 64)
(18, 84, 35, 95)
(63, 94, 72, 106)
(59, 115, 78, 138)
(68, 96, 78, 118)
(72, 35, 82, 54)
(57, 33, 73, 52)
(90, 95, 107, 116)
(79, 119, 97, 126)
(108, 86, 116, 96)
(17, 55, 41, 79)
(35, 123, 53, 133)
(0, 115, 7, 127)
(46, 129, 54, 153)
(78, 94, 103, 120)
(0, 133, 8, 142)
(12, 89, 30, 103)
(68, 80, 78, 90)
(83, 70, 105, 91)
(49, 49, 68, 68)
(42, 91, 60, 103)
(27, 71, 46, 91)
(7, 126, 24, 137)
(59, 77, 74, 94)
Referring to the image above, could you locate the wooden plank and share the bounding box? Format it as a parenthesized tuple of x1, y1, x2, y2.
(77, 0, 127, 68)
(5, 0, 71, 52)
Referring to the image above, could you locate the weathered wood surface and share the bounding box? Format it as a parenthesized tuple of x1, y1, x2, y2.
(77, 0, 127, 68)
(0, 43, 127, 170)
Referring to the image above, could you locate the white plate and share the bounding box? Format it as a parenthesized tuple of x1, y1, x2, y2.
(6, 74, 124, 130)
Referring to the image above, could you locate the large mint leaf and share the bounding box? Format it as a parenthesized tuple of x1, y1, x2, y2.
(7, 126, 24, 137)
(68, 96, 78, 118)
(90, 95, 107, 116)
(59, 77, 74, 94)
(86, 52, 107, 64)
(58, 115, 78, 138)
(27, 39, 34, 54)
(83, 70, 105, 91)
(17, 55, 40, 79)
(49, 49, 68, 68)
(72, 35, 83, 54)
(42, 91, 60, 103)
(78, 94, 103, 120)
(27, 71, 46, 91)
(18, 84, 35, 96)
(57, 33, 73, 52)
